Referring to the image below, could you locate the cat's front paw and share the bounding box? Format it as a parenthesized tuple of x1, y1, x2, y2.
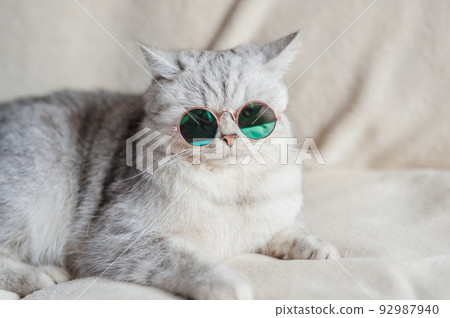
(193, 264, 253, 300)
(0, 289, 20, 300)
(279, 236, 340, 260)
(10, 265, 71, 297)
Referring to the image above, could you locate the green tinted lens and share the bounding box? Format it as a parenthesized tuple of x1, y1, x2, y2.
(179, 108, 217, 146)
(238, 102, 276, 139)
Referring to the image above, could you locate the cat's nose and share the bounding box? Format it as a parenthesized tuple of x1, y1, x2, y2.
(222, 134, 238, 147)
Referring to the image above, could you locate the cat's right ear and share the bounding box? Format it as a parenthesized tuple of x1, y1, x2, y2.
(138, 43, 181, 80)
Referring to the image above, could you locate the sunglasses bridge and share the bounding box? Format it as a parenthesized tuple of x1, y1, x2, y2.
(215, 110, 238, 147)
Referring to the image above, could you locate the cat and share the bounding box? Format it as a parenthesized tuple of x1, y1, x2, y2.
(0, 31, 338, 299)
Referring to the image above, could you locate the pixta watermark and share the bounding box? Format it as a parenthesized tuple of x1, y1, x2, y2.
(126, 128, 325, 174)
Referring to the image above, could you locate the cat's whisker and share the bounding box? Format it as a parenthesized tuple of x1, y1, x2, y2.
(124, 149, 193, 184)
(157, 154, 193, 170)
(121, 169, 148, 182)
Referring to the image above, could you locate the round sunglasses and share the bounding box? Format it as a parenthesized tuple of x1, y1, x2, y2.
(172, 101, 280, 146)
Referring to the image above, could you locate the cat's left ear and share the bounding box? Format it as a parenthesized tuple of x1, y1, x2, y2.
(260, 31, 301, 77)
(138, 43, 181, 80)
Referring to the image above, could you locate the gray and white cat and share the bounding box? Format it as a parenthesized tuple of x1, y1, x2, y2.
(0, 32, 338, 299)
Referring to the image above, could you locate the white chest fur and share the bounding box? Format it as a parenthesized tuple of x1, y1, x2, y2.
(150, 162, 303, 258)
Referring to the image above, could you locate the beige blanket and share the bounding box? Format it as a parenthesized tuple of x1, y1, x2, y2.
(1, 0, 449, 299)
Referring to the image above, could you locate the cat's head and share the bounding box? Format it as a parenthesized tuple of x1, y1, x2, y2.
(139, 32, 300, 167)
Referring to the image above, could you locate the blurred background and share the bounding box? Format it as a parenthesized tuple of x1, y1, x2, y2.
(1, 0, 449, 169)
